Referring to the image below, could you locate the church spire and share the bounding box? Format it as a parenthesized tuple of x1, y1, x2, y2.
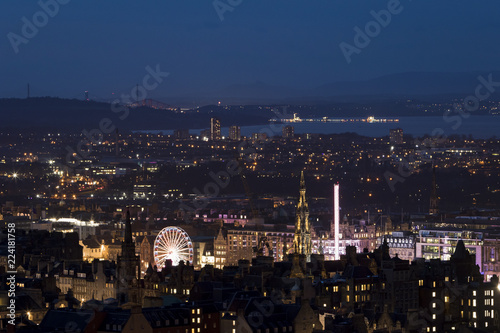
(117, 208, 141, 304)
(293, 170, 312, 261)
(124, 209, 132, 245)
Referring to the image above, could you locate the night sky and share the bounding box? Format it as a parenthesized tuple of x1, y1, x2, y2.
(2, 0, 500, 99)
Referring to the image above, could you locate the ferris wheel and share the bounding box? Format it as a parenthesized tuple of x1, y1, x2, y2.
(153, 226, 193, 269)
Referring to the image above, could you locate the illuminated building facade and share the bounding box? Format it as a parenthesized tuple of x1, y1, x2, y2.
(415, 229, 483, 268)
(228, 125, 241, 140)
(210, 117, 221, 140)
(376, 231, 416, 262)
(389, 128, 404, 145)
(225, 229, 294, 266)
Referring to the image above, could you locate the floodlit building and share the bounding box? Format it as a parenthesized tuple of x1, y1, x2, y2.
(415, 228, 483, 267)
(376, 231, 416, 262)
(293, 171, 312, 261)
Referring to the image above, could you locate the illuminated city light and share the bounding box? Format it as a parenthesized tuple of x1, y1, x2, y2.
(334, 183, 340, 260)
(154, 226, 193, 269)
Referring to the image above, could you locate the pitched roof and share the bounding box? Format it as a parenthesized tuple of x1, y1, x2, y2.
(39, 309, 94, 333)
(342, 265, 375, 279)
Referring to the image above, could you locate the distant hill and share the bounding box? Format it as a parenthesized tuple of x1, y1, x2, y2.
(2, 70, 500, 130)
(0, 97, 276, 131)
(189, 71, 500, 104)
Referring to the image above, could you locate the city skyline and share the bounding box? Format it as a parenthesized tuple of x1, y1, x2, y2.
(2, 1, 500, 332)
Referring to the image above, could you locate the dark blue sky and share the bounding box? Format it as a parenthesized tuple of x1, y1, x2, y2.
(2, 0, 500, 100)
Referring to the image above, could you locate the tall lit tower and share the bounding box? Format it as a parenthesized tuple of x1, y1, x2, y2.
(210, 117, 221, 140)
(293, 171, 312, 262)
(333, 184, 340, 260)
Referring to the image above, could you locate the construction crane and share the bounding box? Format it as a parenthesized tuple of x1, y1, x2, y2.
(234, 153, 259, 218)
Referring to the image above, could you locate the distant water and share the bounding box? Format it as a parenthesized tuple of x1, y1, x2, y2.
(139, 116, 500, 139)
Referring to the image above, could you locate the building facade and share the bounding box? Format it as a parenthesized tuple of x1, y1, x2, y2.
(210, 117, 221, 141)
(228, 125, 241, 140)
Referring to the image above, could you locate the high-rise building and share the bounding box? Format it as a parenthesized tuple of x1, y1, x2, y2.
(293, 171, 312, 262)
(282, 125, 294, 138)
(210, 117, 221, 140)
(228, 125, 241, 140)
(389, 128, 404, 145)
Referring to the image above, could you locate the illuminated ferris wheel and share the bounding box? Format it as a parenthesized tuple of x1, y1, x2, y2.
(154, 226, 193, 269)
